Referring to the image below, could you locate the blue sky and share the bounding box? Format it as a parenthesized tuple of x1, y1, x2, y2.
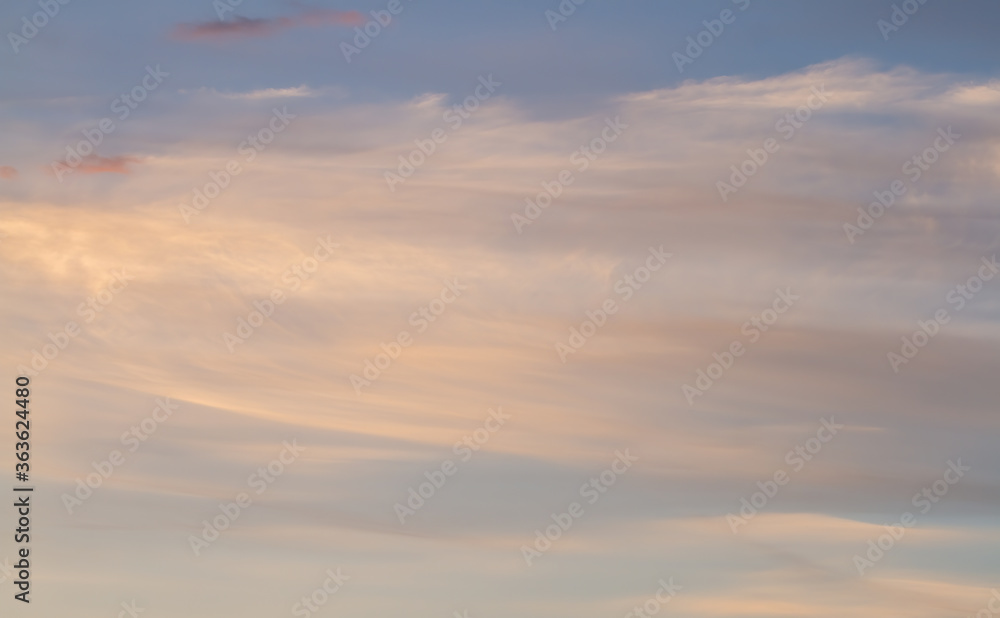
(4, 0, 1000, 101)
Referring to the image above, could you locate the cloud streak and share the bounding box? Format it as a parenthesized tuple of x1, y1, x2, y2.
(76, 154, 141, 175)
(170, 9, 364, 41)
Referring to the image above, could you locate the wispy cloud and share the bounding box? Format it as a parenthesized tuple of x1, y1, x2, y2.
(294, 7, 365, 28)
(171, 9, 363, 41)
(0, 166, 18, 179)
(221, 86, 318, 99)
(3, 56, 998, 618)
(76, 154, 141, 175)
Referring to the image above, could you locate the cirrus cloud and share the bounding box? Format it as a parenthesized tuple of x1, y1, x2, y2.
(76, 154, 142, 175)
(171, 9, 364, 42)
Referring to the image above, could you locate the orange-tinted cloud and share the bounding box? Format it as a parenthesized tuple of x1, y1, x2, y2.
(171, 10, 363, 41)
(76, 154, 141, 175)
(0, 166, 18, 179)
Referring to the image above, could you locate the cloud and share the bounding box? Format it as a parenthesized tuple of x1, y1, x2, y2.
(171, 9, 363, 41)
(172, 16, 292, 40)
(294, 7, 366, 28)
(219, 86, 318, 99)
(4, 58, 1000, 618)
(0, 166, 18, 179)
(76, 154, 141, 175)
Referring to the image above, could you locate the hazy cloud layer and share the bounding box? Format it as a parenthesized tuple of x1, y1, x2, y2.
(1, 11, 998, 616)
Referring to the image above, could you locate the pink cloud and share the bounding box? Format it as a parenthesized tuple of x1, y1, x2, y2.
(76, 155, 141, 175)
(0, 166, 18, 179)
(171, 10, 363, 41)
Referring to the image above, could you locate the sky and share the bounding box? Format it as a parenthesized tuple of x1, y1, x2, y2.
(1, 1, 999, 616)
